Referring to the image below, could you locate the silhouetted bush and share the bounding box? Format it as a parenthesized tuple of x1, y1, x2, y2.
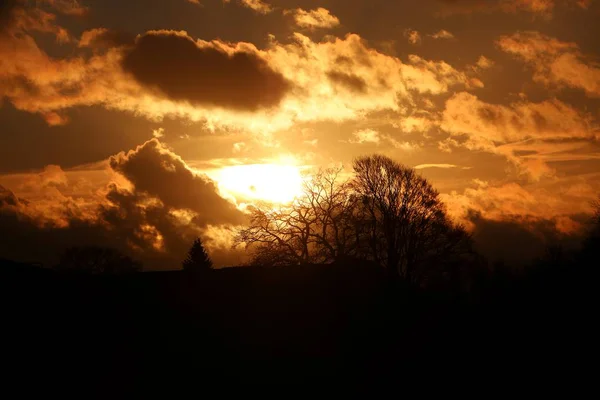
(54, 246, 142, 275)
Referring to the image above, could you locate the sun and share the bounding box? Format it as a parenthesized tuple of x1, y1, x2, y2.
(211, 163, 304, 204)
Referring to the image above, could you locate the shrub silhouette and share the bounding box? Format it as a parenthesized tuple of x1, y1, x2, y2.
(55, 246, 142, 275)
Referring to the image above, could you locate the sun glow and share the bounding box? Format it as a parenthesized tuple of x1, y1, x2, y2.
(212, 163, 305, 204)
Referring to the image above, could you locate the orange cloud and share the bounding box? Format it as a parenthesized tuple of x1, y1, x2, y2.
(78, 28, 133, 49)
(498, 31, 600, 97)
(285, 7, 340, 29)
(442, 92, 595, 144)
(0, 139, 249, 268)
(442, 179, 597, 234)
(437, 0, 588, 16)
(239, 0, 273, 14)
(39, 0, 88, 16)
(0, 4, 483, 136)
(404, 29, 422, 45)
(441, 92, 598, 178)
(429, 30, 455, 40)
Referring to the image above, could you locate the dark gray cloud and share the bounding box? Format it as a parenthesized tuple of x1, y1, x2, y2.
(109, 139, 244, 226)
(0, 139, 247, 269)
(467, 210, 585, 266)
(121, 30, 291, 111)
(0, 184, 199, 269)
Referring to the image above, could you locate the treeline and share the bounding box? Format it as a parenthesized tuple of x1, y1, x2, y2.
(47, 155, 599, 292)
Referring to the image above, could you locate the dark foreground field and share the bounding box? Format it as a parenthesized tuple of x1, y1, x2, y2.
(1, 259, 597, 395)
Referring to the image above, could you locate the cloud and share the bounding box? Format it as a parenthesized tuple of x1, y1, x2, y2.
(0, 182, 201, 269)
(436, 0, 564, 17)
(347, 128, 419, 151)
(402, 55, 484, 93)
(285, 7, 340, 30)
(404, 29, 422, 45)
(441, 92, 598, 178)
(42, 111, 70, 126)
(429, 30, 455, 40)
(39, 0, 88, 16)
(0, 184, 21, 207)
(0, 9, 481, 135)
(465, 211, 581, 265)
(497, 31, 600, 97)
(326, 71, 367, 93)
(0, 0, 19, 32)
(121, 30, 290, 111)
(442, 92, 596, 144)
(349, 129, 381, 144)
(502, 0, 555, 15)
(78, 28, 134, 49)
(396, 116, 436, 133)
(438, 177, 597, 264)
(414, 164, 468, 169)
(475, 55, 494, 70)
(152, 127, 165, 138)
(109, 139, 244, 226)
(239, 0, 273, 14)
(443, 179, 597, 227)
(0, 0, 70, 41)
(0, 139, 249, 269)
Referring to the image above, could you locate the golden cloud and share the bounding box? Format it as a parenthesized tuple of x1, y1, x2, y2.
(498, 31, 600, 97)
(0, 2, 484, 136)
(285, 7, 340, 29)
(441, 179, 597, 234)
(239, 0, 273, 14)
(440, 92, 599, 179)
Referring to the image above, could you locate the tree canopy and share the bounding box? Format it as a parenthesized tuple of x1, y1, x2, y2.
(235, 156, 473, 285)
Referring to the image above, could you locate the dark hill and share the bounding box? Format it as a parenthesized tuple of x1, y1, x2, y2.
(1, 259, 596, 395)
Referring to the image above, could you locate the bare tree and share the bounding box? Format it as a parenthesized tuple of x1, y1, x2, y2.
(352, 155, 471, 282)
(235, 205, 313, 266)
(235, 158, 472, 285)
(235, 167, 358, 266)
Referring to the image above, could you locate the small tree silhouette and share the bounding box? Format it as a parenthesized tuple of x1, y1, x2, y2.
(182, 238, 213, 272)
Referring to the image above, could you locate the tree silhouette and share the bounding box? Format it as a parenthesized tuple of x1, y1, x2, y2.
(235, 156, 473, 285)
(352, 155, 472, 283)
(182, 238, 213, 271)
(55, 246, 142, 275)
(235, 167, 358, 266)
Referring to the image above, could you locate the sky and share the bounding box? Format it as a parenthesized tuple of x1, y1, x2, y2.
(1, 0, 599, 269)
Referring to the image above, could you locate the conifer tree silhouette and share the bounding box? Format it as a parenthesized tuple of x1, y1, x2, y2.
(182, 238, 213, 271)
